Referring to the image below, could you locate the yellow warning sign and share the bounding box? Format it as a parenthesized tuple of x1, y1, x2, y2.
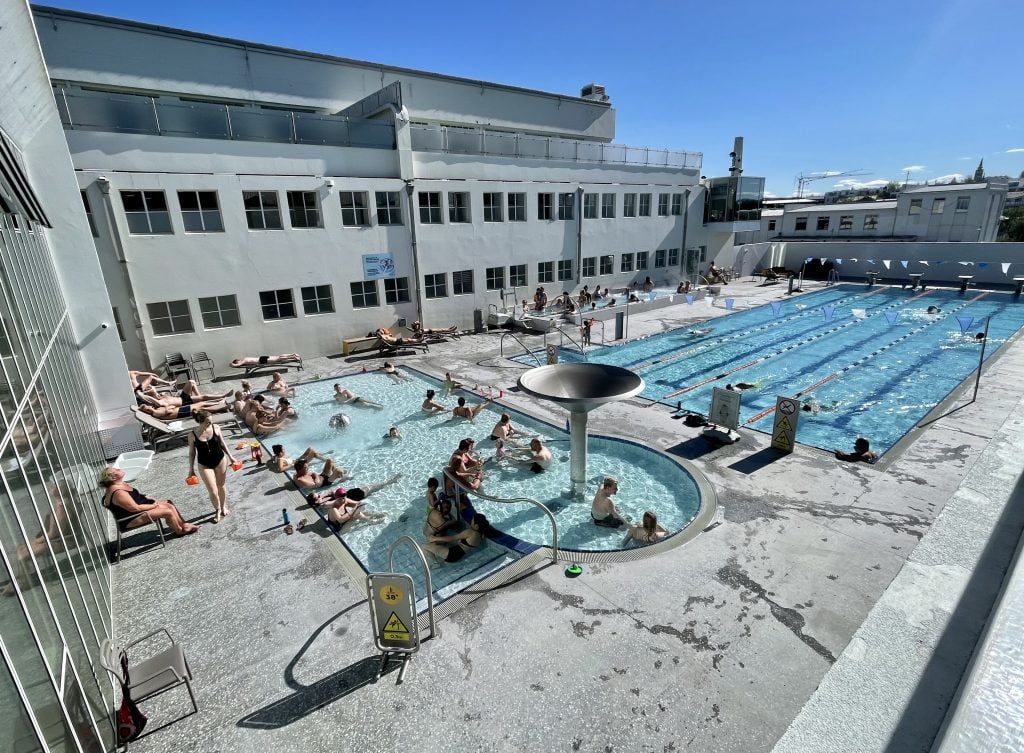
(772, 432, 792, 451)
(382, 612, 411, 642)
(378, 584, 403, 605)
(775, 417, 793, 433)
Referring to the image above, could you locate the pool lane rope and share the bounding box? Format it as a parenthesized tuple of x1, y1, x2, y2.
(743, 290, 990, 426)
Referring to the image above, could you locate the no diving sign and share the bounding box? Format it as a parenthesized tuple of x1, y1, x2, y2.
(770, 397, 800, 453)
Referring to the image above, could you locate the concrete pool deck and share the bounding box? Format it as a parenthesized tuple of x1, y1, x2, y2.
(111, 278, 1024, 753)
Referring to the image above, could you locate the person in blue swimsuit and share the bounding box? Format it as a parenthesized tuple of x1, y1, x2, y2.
(188, 409, 238, 522)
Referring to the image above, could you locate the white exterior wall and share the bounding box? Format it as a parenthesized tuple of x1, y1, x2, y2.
(780, 204, 898, 238)
(894, 186, 1005, 242)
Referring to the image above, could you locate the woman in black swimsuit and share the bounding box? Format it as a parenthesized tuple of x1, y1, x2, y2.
(99, 466, 199, 536)
(187, 409, 238, 523)
(422, 514, 491, 564)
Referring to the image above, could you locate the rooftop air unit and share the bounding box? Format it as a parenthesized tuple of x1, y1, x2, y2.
(580, 83, 609, 102)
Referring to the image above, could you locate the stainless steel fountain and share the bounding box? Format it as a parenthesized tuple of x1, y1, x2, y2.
(518, 363, 645, 495)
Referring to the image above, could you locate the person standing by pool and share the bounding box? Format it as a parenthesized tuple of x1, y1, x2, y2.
(581, 318, 593, 346)
(642, 276, 655, 294)
(515, 437, 553, 473)
(834, 438, 878, 463)
(592, 477, 629, 528)
(624, 512, 668, 544)
(187, 408, 238, 523)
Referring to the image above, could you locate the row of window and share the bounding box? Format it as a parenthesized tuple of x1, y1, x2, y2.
(793, 214, 881, 232)
(908, 196, 970, 215)
(84, 187, 686, 236)
(144, 249, 682, 335)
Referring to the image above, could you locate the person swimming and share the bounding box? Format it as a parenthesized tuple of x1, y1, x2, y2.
(688, 327, 714, 336)
(726, 382, 757, 391)
(927, 306, 942, 314)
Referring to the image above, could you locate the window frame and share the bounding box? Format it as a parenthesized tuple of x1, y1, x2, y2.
(620, 253, 634, 273)
(177, 189, 224, 233)
(452, 269, 474, 295)
(301, 284, 336, 315)
(243, 190, 283, 230)
(654, 249, 667, 268)
(623, 193, 637, 218)
(509, 264, 527, 287)
(197, 294, 241, 329)
(838, 215, 853, 231)
(287, 190, 322, 229)
(558, 192, 575, 221)
(583, 193, 598, 219)
(639, 193, 652, 217)
(448, 192, 471, 224)
(81, 190, 99, 237)
(816, 216, 830, 231)
(348, 281, 379, 309)
(657, 194, 670, 217)
(668, 248, 680, 266)
(931, 198, 945, 214)
(908, 198, 923, 215)
(557, 259, 573, 281)
(483, 192, 504, 223)
(599, 255, 614, 275)
(956, 196, 970, 212)
(424, 273, 448, 299)
(601, 193, 616, 219)
(582, 257, 596, 277)
(259, 288, 297, 320)
(375, 191, 403, 226)
(486, 266, 505, 290)
(508, 192, 527, 222)
(384, 276, 411, 304)
(671, 193, 683, 216)
(537, 261, 554, 283)
(794, 216, 808, 231)
(147, 299, 193, 335)
(419, 192, 443, 224)
(537, 193, 554, 221)
(339, 191, 370, 227)
(637, 251, 649, 270)
(863, 214, 879, 230)
(121, 190, 172, 235)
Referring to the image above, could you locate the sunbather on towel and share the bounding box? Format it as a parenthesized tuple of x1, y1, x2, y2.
(230, 353, 302, 368)
(412, 320, 458, 336)
(138, 401, 226, 421)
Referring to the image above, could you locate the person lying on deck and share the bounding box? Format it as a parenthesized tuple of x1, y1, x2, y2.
(412, 321, 458, 336)
(138, 401, 227, 421)
(230, 353, 302, 368)
(376, 329, 429, 350)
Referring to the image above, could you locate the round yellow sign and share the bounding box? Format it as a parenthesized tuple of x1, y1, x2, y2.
(379, 584, 403, 605)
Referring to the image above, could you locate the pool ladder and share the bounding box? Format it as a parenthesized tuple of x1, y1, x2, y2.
(443, 469, 559, 564)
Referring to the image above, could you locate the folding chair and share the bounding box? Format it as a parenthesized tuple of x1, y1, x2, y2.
(103, 505, 166, 562)
(189, 352, 215, 382)
(163, 353, 193, 383)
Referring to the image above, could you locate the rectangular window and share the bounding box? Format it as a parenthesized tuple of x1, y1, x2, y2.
(424, 273, 447, 299)
(599, 255, 614, 275)
(932, 198, 945, 214)
(655, 249, 667, 268)
(147, 299, 193, 335)
(639, 193, 652, 217)
(178, 190, 223, 232)
(287, 191, 322, 228)
(375, 191, 403, 225)
(452, 269, 474, 295)
(816, 216, 830, 231)
(259, 288, 296, 320)
(509, 264, 527, 287)
(909, 198, 922, 215)
(601, 193, 616, 218)
(839, 215, 853, 231)
(557, 259, 573, 281)
(198, 294, 241, 329)
(795, 216, 808, 231)
(558, 192, 575, 221)
(956, 196, 970, 212)
(486, 266, 505, 290)
(243, 190, 282, 230)
(419, 192, 442, 224)
(667, 248, 680, 266)
(538, 261, 554, 283)
(339, 191, 370, 227)
(121, 190, 172, 234)
(671, 193, 683, 216)
(623, 193, 637, 218)
(620, 253, 634, 273)
(81, 190, 98, 237)
(583, 193, 599, 219)
(349, 281, 379, 309)
(302, 284, 336, 314)
(448, 192, 470, 223)
(658, 194, 670, 217)
(637, 251, 649, 270)
(768, 219, 776, 231)
(537, 193, 554, 220)
(112, 306, 127, 341)
(864, 214, 879, 230)
(483, 193, 504, 222)
(582, 257, 596, 277)
(384, 276, 411, 304)
(508, 192, 526, 222)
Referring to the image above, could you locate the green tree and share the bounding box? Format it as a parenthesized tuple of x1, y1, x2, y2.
(999, 207, 1024, 242)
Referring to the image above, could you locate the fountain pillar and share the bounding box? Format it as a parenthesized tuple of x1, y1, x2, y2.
(568, 409, 589, 495)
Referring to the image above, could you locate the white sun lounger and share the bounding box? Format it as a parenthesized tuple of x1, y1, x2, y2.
(130, 406, 242, 450)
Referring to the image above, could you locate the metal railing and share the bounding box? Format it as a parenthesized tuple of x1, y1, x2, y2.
(545, 326, 585, 357)
(410, 123, 702, 170)
(500, 331, 543, 365)
(442, 469, 558, 563)
(386, 536, 438, 639)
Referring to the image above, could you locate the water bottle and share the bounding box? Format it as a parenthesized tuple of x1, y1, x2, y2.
(282, 509, 290, 525)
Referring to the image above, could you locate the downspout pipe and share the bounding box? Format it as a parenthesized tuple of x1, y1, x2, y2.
(575, 186, 585, 286)
(404, 180, 424, 324)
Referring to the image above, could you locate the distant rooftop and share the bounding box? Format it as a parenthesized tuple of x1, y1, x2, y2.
(902, 182, 994, 193)
(784, 200, 897, 213)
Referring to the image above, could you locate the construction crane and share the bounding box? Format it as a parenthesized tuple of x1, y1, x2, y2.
(794, 169, 870, 198)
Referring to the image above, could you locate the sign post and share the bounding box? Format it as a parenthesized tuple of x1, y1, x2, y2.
(770, 396, 800, 453)
(546, 344, 558, 365)
(367, 572, 420, 684)
(703, 387, 741, 444)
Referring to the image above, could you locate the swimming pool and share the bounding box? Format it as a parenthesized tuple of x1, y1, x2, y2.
(269, 370, 706, 603)
(551, 284, 1024, 456)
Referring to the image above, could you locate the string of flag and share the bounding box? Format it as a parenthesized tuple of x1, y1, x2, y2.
(803, 257, 1012, 274)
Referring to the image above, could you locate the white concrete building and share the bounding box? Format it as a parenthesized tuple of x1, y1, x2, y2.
(33, 6, 723, 371)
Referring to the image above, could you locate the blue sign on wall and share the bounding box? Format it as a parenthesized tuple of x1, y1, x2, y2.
(363, 253, 396, 279)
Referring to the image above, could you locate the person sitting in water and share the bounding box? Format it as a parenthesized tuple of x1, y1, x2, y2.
(642, 276, 655, 294)
(329, 413, 352, 429)
(275, 397, 298, 420)
(230, 353, 302, 369)
(267, 444, 328, 474)
(380, 362, 411, 383)
(533, 287, 548, 312)
(628, 293, 642, 303)
(593, 288, 604, 301)
(453, 395, 489, 421)
(489, 413, 518, 443)
(265, 372, 295, 396)
(606, 298, 617, 308)
(333, 383, 383, 408)
(592, 477, 629, 528)
(444, 372, 463, 394)
(422, 514, 491, 564)
(515, 437, 553, 473)
(230, 390, 249, 416)
(676, 280, 691, 295)
(311, 476, 401, 529)
(292, 458, 349, 492)
(422, 389, 448, 413)
(491, 438, 511, 463)
(834, 437, 878, 464)
(424, 477, 460, 536)
(624, 511, 668, 545)
(384, 426, 401, 441)
(446, 440, 484, 495)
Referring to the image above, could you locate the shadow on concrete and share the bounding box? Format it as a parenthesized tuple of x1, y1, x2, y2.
(665, 436, 722, 460)
(727, 448, 786, 475)
(916, 400, 974, 429)
(885, 471, 1024, 753)
(236, 601, 397, 730)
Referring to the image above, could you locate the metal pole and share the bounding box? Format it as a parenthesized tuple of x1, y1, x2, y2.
(569, 409, 589, 496)
(972, 317, 991, 402)
(624, 292, 630, 340)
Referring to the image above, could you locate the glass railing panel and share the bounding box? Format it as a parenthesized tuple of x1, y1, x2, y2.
(63, 91, 157, 134)
(153, 100, 229, 139)
(228, 106, 293, 142)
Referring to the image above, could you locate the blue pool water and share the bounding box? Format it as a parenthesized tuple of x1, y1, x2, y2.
(269, 370, 702, 601)
(553, 284, 1024, 455)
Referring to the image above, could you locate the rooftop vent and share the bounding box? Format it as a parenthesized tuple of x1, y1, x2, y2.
(580, 83, 609, 102)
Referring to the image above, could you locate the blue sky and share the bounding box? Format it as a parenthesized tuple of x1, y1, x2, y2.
(44, 0, 1024, 196)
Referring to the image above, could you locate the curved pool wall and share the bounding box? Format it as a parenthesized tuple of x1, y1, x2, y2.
(542, 283, 1024, 457)
(268, 368, 714, 602)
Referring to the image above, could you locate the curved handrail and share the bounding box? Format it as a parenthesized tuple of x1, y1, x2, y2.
(499, 331, 543, 365)
(554, 325, 586, 357)
(442, 468, 559, 564)
(386, 536, 438, 639)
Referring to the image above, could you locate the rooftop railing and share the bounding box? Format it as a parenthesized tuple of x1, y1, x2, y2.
(53, 85, 395, 150)
(410, 123, 702, 170)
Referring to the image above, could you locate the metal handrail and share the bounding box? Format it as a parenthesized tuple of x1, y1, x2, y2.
(500, 331, 543, 365)
(554, 326, 586, 357)
(386, 536, 438, 639)
(442, 469, 558, 564)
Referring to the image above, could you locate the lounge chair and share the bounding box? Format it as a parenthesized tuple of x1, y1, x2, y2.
(231, 357, 304, 377)
(377, 336, 429, 354)
(130, 406, 241, 450)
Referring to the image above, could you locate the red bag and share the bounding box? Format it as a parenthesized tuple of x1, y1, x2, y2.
(116, 652, 147, 744)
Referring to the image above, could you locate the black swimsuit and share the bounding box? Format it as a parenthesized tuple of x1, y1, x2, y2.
(106, 488, 156, 531)
(192, 429, 226, 469)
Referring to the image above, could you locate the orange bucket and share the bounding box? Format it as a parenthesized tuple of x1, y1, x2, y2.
(186, 475, 199, 486)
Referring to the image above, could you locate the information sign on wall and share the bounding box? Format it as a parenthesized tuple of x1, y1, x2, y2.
(362, 253, 396, 279)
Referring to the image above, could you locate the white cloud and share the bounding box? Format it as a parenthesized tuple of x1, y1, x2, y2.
(763, 190, 777, 198)
(833, 178, 890, 190)
(929, 173, 966, 184)
(958, 156, 975, 161)
(901, 165, 926, 172)
(1007, 147, 1024, 153)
